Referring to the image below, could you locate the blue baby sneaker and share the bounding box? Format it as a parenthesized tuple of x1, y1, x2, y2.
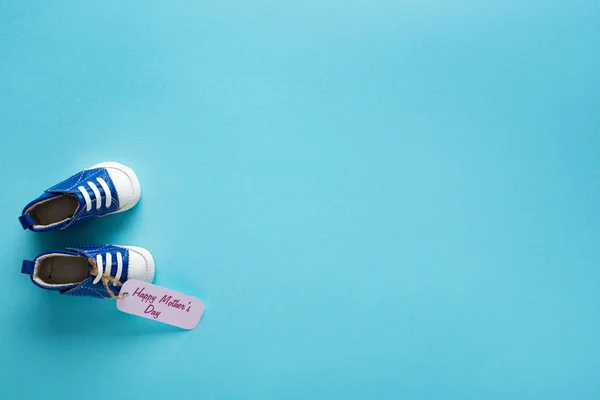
(18, 162, 141, 231)
(21, 245, 155, 299)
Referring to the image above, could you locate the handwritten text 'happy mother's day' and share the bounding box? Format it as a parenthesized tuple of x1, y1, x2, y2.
(131, 286, 193, 319)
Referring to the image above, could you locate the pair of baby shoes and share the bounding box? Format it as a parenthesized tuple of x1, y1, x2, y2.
(19, 162, 155, 299)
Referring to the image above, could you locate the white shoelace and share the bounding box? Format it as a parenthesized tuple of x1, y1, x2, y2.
(77, 177, 112, 212)
(92, 252, 123, 286)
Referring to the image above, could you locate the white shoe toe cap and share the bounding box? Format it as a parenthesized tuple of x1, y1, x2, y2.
(91, 161, 141, 213)
(124, 246, 155, 283)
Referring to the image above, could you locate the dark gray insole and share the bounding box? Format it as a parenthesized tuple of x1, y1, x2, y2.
(38, 255, 89, 285)
(30, 195, 79, 226)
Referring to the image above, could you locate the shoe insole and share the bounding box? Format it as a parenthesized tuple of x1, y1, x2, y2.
(30, 195, 79, 226)
(38, 255, 89, 285)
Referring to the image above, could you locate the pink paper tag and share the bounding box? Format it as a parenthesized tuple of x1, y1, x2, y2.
(117, 280, 204, 330)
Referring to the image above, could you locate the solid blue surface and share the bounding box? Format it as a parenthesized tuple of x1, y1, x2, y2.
(1, 1, 599, 399)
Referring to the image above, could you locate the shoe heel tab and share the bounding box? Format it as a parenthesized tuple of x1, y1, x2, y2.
(18, 213, 35, 230)
(22, 260, 35, 275)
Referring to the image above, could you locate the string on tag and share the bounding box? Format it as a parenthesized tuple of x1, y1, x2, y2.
(88, 257, 127, 300)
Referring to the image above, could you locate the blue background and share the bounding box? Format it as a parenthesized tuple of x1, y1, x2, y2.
(1, 1, 599, 398)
